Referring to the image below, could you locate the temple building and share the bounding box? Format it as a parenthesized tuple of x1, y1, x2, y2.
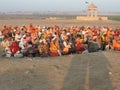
(87, 3, 98, 17)
(76, 3, 108, 20)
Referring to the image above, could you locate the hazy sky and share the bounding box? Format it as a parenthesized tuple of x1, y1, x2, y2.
(0, 0, 120, 12)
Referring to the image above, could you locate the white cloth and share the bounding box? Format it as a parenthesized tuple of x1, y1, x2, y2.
(15, 34, 22, 42)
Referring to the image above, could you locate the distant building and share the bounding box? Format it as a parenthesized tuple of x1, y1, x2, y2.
(48, 17, 57, 20)
(76, 3, 108, 20)
(87, 3, 98, 17)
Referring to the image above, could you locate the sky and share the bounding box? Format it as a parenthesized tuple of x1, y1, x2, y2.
(0, 0, 120, 12)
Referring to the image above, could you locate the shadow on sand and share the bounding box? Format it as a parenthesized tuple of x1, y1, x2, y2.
(61, 52, 113, 90)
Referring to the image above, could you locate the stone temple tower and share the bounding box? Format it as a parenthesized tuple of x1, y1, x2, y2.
(87, 3, 98, 17)
(76, 3, 108, 20)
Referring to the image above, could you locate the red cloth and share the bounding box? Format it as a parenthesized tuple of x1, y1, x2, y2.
(50, 52, 59, 57)
(9, 41, 20, 54)
(76, 43, 85, 52)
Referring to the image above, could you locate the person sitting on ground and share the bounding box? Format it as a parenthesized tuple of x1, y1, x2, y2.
(62, 35, 73, 55)
(25, 41, 38, 57)
(49, 36, 61, 57)
(38, 39, 49, 57)
(106, 27, 114, 49)
(75, 34, 86, 53)
(19, 35, 27, 55)
(1, 38, 11, 56)
(100, 32, 108, 51)
(113, 34, 120, 51)
(9, 40, 21, 56)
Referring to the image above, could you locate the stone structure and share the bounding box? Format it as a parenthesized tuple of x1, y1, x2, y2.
(87, 3, 98, 17)
(76, 3, 108, 21)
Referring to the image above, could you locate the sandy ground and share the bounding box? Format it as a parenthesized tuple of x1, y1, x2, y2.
(0, 19, 120, 28)
(0, 19, 120, 90)
(0, 51, 120, 90)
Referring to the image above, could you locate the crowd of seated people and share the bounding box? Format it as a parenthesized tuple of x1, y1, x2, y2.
(0, 24, 120, 57)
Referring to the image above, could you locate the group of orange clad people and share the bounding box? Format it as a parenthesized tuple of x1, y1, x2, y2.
(0, 24, 120, 57)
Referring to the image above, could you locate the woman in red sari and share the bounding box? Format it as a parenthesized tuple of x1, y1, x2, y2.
(9, 40, 20, 55)
(75, 35, 85, 53)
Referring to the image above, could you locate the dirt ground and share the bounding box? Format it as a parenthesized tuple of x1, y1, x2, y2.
(0, 19, 120, 90)
(0, 19, 120, 28)
(0, 51, 120, 90)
